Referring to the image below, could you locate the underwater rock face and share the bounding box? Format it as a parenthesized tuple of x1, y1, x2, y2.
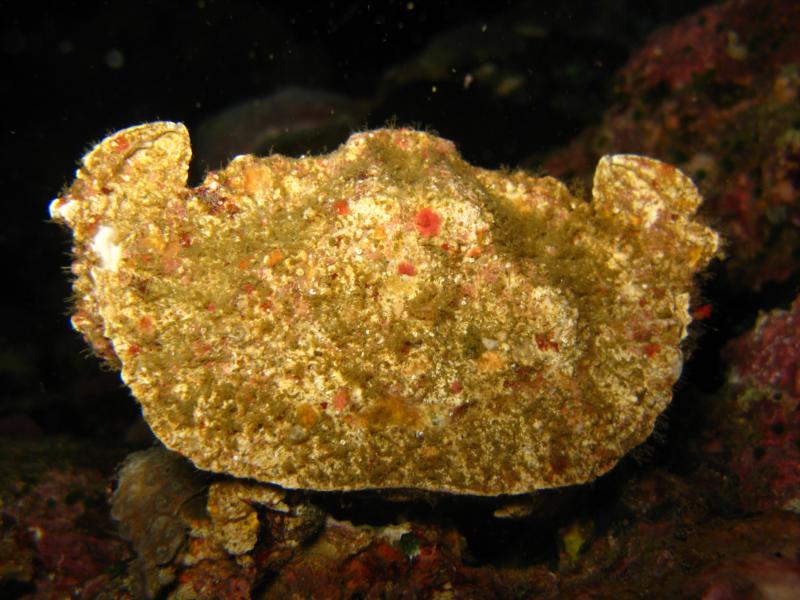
(544, 0, 800, 289)
(50, 123, 718, 495)
(699, 294, 800, 513)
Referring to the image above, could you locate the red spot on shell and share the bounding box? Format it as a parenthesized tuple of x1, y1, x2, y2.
(643, 343, 660, 357)
(397, 261, 416, 276)
(320, 402, 329, 410)
(535, 334, 559, 352)
(333, 200, 350, 215)
(414, 207, 442, 237)
(450, 381, 463, 393)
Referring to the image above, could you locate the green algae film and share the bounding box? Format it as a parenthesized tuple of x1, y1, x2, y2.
(50, 123, 719, 495)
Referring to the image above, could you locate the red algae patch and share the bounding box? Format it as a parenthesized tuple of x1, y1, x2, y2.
(50, 123, 719, 495)
(414, 207, 442, 237)
(397, 261, 416, 276)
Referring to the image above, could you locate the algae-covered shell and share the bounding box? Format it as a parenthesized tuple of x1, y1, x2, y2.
(51, 123, 719, 495)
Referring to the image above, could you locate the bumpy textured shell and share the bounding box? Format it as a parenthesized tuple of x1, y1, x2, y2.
(51, 123, 719, 495)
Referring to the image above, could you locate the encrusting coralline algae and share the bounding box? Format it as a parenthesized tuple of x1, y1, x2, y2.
(50, 123, 719, 495)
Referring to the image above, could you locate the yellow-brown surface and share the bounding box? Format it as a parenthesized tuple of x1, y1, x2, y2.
(51, 123, 719, 494)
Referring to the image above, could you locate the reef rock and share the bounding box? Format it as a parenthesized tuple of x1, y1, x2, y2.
(51, 123, 718, 494)
(544, 0, 800, 289)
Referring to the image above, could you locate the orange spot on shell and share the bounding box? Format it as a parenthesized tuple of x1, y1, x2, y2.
(476, 351, 504, 372)
(243, 165, 270, 195)
(162, 256, 181, 274)
(333, 200, 350, 215)
(466, 246, 482, 258)
(414, 207, 442, 237)
(110, 135, 129, 152)
(397, 261, 416, 276)
(160, 241, 182, 273)
(138, 315, 154, 335)
(372, 224, 386, 240)
(333, 388, 349, 411)
(366, 395, 421, 428)
(266, 249, 284, 267)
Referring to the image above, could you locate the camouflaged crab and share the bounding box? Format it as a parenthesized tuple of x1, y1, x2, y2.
(51, 123, 719, 495)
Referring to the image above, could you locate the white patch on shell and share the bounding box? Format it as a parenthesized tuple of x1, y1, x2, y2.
(49, 198, 79, 224)
(91, 225, 121, 272)
(639, 200, 662, 227)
